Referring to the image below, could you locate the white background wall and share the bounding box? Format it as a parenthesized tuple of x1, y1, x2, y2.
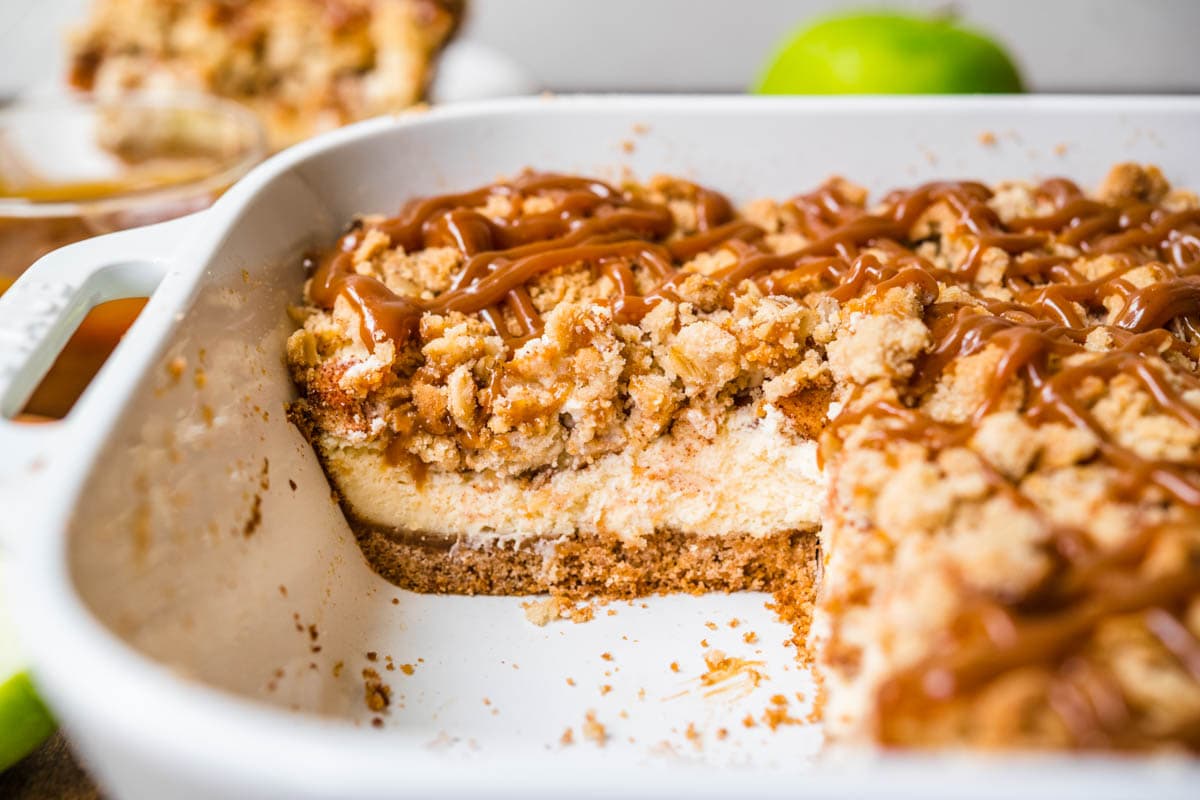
(3, 0, 1199, 98)
(459, 0, 1200, 93)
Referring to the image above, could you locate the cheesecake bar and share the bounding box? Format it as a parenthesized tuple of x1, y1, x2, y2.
(287, 164, 1200, 751)
(68, 0, 462, 150)
(287, 173, 829, 597)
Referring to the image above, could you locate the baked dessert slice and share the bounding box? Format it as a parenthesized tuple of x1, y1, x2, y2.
(815, 164, 1200, 749)
(287, 173, 830, 597)
(68, 0, 463, 150)
(287, 163, 1200, 751)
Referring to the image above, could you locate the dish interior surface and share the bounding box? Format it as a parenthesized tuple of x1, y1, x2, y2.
(45, 99, 1200, 791)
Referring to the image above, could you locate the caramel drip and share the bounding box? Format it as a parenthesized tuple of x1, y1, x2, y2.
(882, 570, 1200, 703)
(877, 567, 1200, 749)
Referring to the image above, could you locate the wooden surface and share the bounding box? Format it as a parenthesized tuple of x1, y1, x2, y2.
(0, 734, 102, 800)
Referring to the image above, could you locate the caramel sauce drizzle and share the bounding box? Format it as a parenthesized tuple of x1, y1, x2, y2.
(304, 170, 1200, 746)
(310, 173, 723, 350)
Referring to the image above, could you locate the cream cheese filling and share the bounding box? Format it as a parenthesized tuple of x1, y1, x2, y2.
(324, 405, 824, 545)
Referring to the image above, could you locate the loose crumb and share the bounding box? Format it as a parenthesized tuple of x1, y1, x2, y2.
(362, 668, 391, 712)
(560, 727, 575, 746)
(685, 721, 702, 750)
(979, 130, 998, 146)
(522, 598, 561, 625)
(669, 661, 680, 673)
(699, 650, 767, 699)
(582, 710, 607, 746)
(521, 596, 596, 625)
(761, 694, 804, 731)
(166, 356, 186, 381)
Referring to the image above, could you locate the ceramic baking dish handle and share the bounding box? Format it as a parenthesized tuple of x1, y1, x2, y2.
(0, 216, 194, 489)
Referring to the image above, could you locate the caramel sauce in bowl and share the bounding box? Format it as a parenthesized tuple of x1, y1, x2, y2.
(0, 93, 265, 418)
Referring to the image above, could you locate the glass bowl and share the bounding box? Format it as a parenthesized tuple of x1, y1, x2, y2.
(0, 92, 266, 419)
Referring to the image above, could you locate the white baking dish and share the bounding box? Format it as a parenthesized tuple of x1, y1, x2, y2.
(2, 96, 1200, 799)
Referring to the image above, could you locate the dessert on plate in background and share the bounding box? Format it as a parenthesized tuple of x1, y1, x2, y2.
(67, 0, 465, 151)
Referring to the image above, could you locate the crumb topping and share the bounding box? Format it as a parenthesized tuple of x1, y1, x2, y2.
(288, 173, 831, 478)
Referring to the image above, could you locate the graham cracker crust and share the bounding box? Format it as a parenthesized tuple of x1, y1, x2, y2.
(353, 521, 820, 601)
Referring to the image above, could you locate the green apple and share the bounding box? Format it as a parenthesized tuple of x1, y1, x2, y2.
(0, 559, 56, 771)
(754, 11, 1024, 95)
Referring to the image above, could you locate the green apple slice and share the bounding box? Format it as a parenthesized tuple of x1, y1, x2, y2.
(0, 559, 56, 772)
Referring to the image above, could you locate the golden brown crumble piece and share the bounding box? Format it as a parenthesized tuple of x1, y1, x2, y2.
(362, 667, 391, 712)
(582, 710, 607, 746)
